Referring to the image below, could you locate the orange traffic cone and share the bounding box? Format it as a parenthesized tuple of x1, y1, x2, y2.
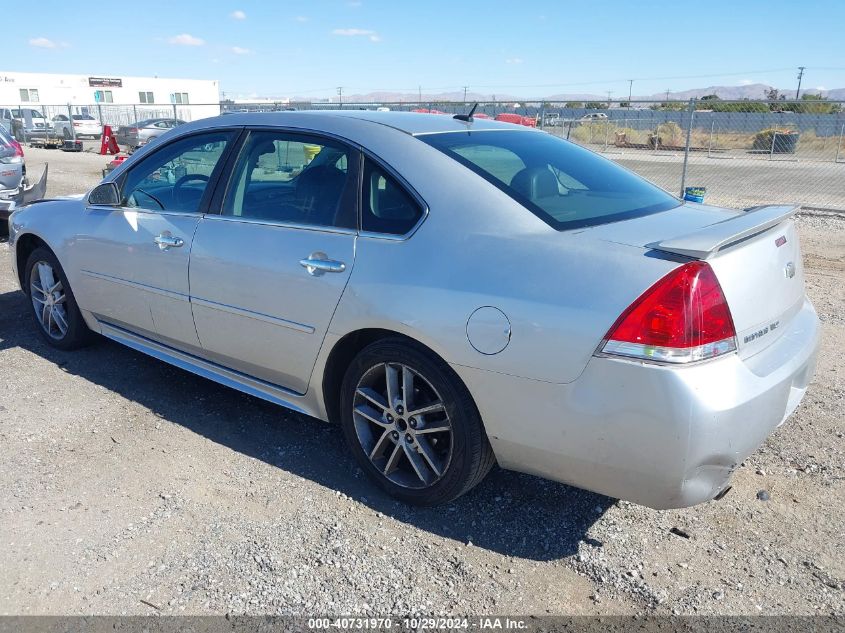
(100, 126, 119, 155)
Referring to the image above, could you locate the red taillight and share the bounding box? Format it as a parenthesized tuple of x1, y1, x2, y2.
(128, 127, 138, 134)
(10, 139, 23, 158)
(601, 261, 737, 363)
(73, 122, 82, 127)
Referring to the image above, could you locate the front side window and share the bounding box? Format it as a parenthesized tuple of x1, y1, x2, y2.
(120, 131, 234, 213)
(223, 131, 356, 228)
(361, 159, 423, 235)
(419, 130, 679, 231)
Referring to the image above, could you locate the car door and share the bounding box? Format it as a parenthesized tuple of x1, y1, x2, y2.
(188, 129, 359, 394)
(74, 129, 238, 351)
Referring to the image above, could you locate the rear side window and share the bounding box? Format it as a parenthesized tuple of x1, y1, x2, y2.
(419, 130, 679, 231)
(361, 158, 423, 235)
(223, 131, 357, 229)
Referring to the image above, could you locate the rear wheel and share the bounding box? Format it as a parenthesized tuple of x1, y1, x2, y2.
(24, 247, 92, 349)
(340, 339, 494, 505)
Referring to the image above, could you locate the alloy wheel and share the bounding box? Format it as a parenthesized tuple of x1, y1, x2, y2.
(29, 261, 69, 340)
(352, 362, 453, 489)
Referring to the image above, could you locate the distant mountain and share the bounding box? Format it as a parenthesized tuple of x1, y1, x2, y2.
(290, 83, 843, 104)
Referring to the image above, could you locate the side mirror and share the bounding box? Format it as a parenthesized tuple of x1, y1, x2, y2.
(88, 182, 121, 206)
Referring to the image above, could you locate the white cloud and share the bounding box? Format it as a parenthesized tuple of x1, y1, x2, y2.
(231, 46, 252, 55)
(294, 15, 309, 22)
(505, 57, 524, 65)
(739, 79, 754, 85)
(29, 37, 66, 49)
(230, 10, 246, 20)
(816, 85, 827, 91)
(332, 28, 380, 41)
(168, 33, 205, 46)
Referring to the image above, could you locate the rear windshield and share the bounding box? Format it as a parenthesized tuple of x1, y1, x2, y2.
(419, 130, 679, 230)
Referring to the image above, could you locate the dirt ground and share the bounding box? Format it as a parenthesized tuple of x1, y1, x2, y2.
(0, 146, 842, 616)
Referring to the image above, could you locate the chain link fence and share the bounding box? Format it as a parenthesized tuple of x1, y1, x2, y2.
(3, 98, 843, 211)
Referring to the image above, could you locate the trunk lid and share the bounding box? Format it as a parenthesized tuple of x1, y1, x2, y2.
(586, 203, 805, 359)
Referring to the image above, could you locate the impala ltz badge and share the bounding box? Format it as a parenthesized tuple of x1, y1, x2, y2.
(775, 235, 787, 247)
(785, 261, 796, 279)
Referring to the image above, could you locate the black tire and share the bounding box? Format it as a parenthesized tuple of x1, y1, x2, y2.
(339, 338, 495, 505)
(24, 246, 93, 350)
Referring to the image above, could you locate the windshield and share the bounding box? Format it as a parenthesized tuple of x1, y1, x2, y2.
(419, 130, 680, 230)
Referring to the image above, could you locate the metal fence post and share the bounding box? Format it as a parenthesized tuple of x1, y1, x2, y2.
(708, 120, 714, 158)
(769, 128, 777, 160)
(97, 102, 103, 125)
(172, 103, 177, 119)
(133, 104, 137, 124)
(67, 103, 76, 141)
(679, 98, 696, 197)
(836, 123, 844, 163)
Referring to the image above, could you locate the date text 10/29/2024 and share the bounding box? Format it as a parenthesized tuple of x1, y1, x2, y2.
(307, 617, 529, 630)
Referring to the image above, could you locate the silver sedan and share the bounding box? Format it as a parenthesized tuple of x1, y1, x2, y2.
(6, 111, 820, 508)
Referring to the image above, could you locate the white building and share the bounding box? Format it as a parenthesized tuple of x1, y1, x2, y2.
(0, 71, 220, 125)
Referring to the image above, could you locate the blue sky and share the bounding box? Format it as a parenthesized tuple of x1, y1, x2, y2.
(9, 0, 845, 99)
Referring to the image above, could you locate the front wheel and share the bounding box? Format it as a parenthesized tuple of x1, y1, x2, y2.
(340, 339, 495, 505)
(24, 247, 92, 349)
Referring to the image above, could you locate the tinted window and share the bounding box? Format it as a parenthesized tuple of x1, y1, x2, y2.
(120, 132, 234, 213)
(361, 159, 423, 235)
(420, 130, 679, 231)
(223, 131, 355, 228)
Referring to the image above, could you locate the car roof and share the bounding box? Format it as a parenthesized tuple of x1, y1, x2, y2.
(207, 110, 528, 136)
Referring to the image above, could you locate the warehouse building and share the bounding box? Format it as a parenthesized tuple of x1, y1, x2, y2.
(0, 71, 220, 126)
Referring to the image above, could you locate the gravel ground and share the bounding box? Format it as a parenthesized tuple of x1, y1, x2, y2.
(0, 146, 842, 616)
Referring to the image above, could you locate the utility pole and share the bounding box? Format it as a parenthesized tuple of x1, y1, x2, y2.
(418, 85, 422, 103)
(796, 66, 806, 99)
(463, 85, 468, 104)
(665, 88, 671, 104)
(627, 79, 633, 108)
(606, 90, 613, 107)
(337, 86, 343, 108)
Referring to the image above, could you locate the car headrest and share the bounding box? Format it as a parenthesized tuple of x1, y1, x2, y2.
(251, 140, 278, 157)
(510, 166, 559, 201)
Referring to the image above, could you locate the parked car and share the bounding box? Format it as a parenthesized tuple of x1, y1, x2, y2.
(0, 125, 25, 229)
(581, 112, 608, 121)
(495, 112, 536, 127)
(52, 114, 104, 139)
(7, 111, 820, 508)
(115, 118, 185, 150)
(0, 108, 49, 140)
(542, 112, 562, 126)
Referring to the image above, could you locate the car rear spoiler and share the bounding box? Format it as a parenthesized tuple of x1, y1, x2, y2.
(646, 205, 798, 260)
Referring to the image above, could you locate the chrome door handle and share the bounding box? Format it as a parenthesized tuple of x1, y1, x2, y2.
(300, 252, 346, 276)
(154, 234, 184, 250)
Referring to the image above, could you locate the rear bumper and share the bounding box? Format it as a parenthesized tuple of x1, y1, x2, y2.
(456, 298, 821, 509)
